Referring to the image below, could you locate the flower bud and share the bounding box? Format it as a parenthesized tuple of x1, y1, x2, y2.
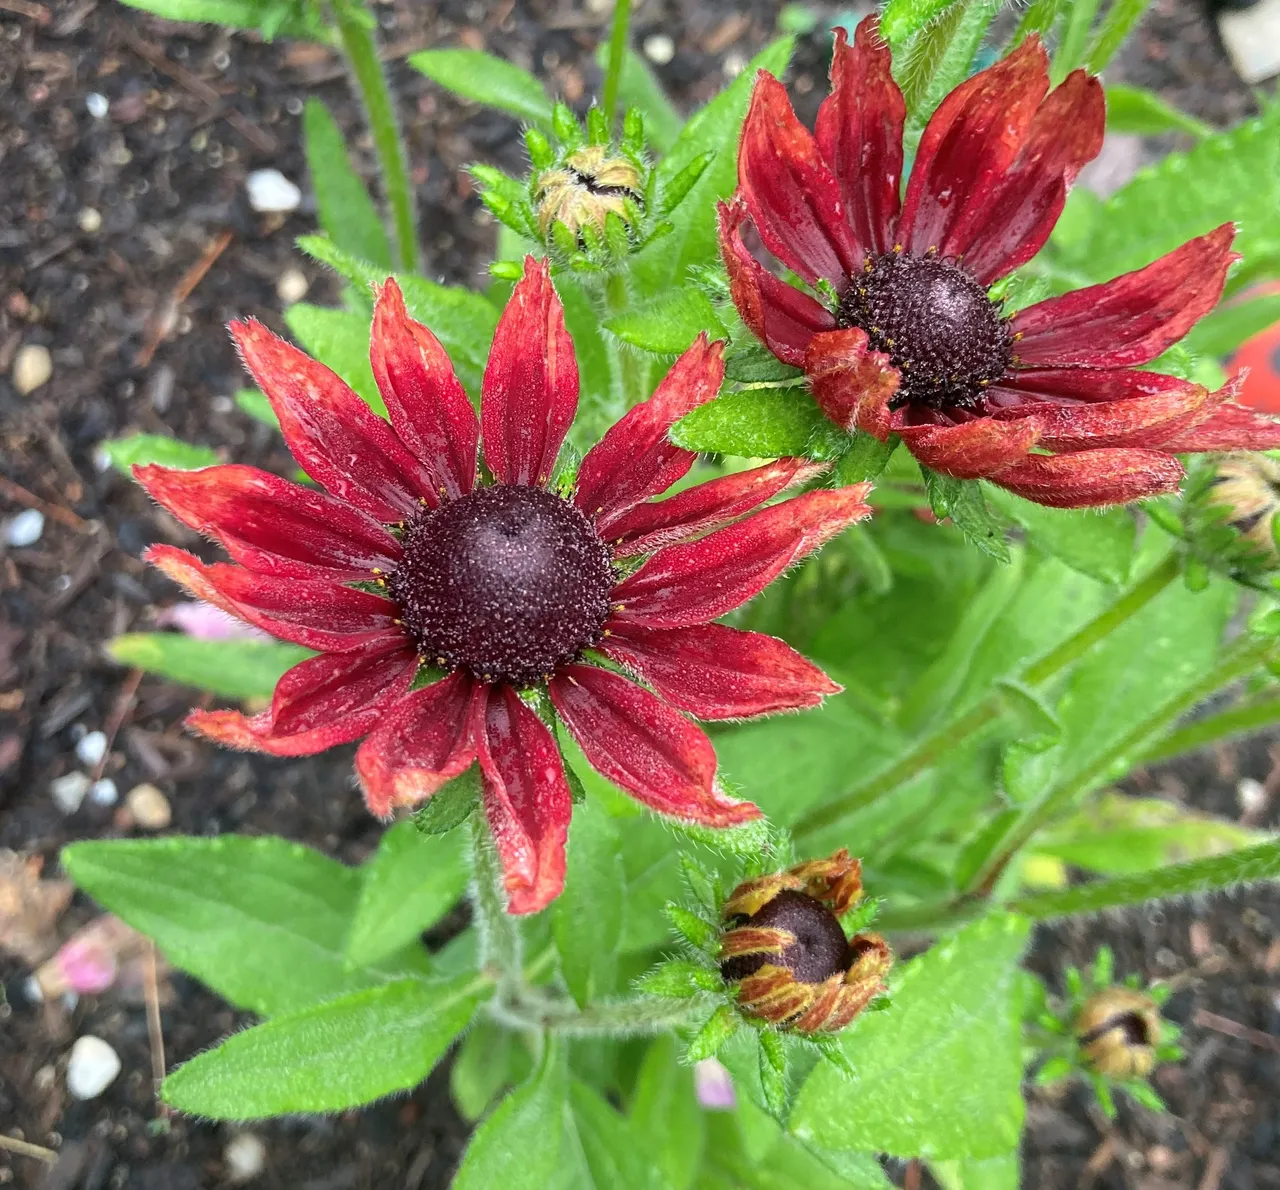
(1074, 987, 1162, 1079)
(1177, 452, 1280, 588)
(1205, 453, 1280, 560)
(532, 146, 644, 240)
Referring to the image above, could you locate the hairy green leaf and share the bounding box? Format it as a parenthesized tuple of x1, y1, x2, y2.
(101, 433, 219, 475)
(984, 487, 1136, 585)
(410, 49, 553, 128)
(592, 45, 682, 153)
(554, 800, 624, 1007)
(604, 289, 727, 355)
(283, 301, 385, 414)
(671, 389, 847, 459)
(629, 1035, 705, 1190)
(107, 634, 310, 702)
(1104, 85, 1212, 139)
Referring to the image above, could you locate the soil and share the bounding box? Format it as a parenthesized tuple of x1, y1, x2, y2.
(1, 0, 1277, 1187)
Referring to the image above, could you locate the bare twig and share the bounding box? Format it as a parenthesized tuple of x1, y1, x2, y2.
(93, 669, 142, 782)
(0, 0, 51, 22)
(1194, 1009, 1280, 1053)
(144, 942, 169, 1117)
(0, 1134, 58, 1164)
(1197, 1146, 1230, 1190)
(136, 230, 233, 368)
(0, 475, 90, 533)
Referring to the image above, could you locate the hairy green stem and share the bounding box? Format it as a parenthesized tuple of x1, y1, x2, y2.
(1135, 691, 1280, 767)
(602, 0, 633, 129)
(500, 992, 706, 1036)
(469, 816, 523, 998)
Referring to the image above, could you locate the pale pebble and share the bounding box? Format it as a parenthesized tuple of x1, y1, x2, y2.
(76, 730, 108, 767)
(89, 778, 118, 807)
(225, 1132, 267, 1182)
(50, 771, 92, 814)
(126, 783, 172, 830)
(4, 508, 45, 547)
(66, 1035, 121, 1099)
(12, 343, 53, 395)
(246, 169, 301, 213)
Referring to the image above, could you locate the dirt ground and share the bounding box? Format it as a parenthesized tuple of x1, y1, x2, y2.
(1, 0, 1277, 1186)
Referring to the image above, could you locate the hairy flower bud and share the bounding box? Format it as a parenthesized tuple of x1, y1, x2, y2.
(1205, 453, 1280, 561)
(1074, 987, 1162, 1079)
(533, 146, 644, 239)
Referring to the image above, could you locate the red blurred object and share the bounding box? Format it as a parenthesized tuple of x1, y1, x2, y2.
(1231, 283, 1280, 414)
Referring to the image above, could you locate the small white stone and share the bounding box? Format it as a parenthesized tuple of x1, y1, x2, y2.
(50, 771, 92, 814)
(78, 207, 103, 233)
(126, 783, 172, 830)
(66, 1035, 121, 1100)
(643, 33, 676, 65)
(1237, 776, 1268, 815)
(224, 1132, 267, 1182)
(12, 343, 53, 395)
(275, 267, 309, 305)
(89, 778, 118, 807)
(246, 169, 301, 214)
(4, 508, 45, 547)
(1219, 0, 1280, 84)
(75, 730, 108, 767)
(85, 92, 109, 119)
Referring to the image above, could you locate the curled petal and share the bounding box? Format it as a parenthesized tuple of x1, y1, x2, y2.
(896, 417, 1040, 480)
(804, 327, 900, 438)
(134, 463, 400, 580)
(990, 449, 1185, 507)
(736, 965, 815, 1023)
(989, 366, 1203, 406)
(481, 256, 578, 487)
(1157, 396, 1280, 452)
(370, 277, 479, 500)
(720, 927, 793, 960)
(355, 672, 479, 817)
(548, 664, 759, 827)
(602, 621, 839, 719)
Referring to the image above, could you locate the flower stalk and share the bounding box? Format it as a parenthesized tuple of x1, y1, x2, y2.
(601, 0, 633, 130)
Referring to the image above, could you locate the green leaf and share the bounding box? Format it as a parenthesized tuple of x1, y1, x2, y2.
(1104, 85, 1212, 139)
(107, 634, 310, 702)
(62, 836, 432, 1016)
(758, 1031, 790, 1119)
(923, 470, 1011, 562)
(553, 800, 624, 1007)
(629, 1035, 705, 1190)
(101, 433, 219, 474)
(931, 1153, 1020, 1190)
(1181, 293, 1280, 359)
(790, 914, 1031, 1159)
(687, 1004, 740, 1062)
(412, 765, 483, 835)
(592, 45, 682, 153)
(284, 302, 385, 415)
(345, 822, 470, 968)
(604, 289, 727, 356)
(235, 388, 278, 428)
(410, 49, 553, 128)
(881, 0, 964, 45)
(1086, 0, 1154, 73)
(985, 487, 1135, 585)
(898, 0, 1002, 129)
(162, 974, 488, 1118)
(303, 99, 393, 270)
(671, 389, 847, 459)
(567, 1080, 669, 1190)
(451, 1021, 533, 1122)
(1011, 840, 1280, 920)
(115, 0, 324, 39)
(635, 959, 720, 998)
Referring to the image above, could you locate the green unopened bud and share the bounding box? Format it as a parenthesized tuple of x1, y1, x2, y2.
(1206, 453, 1280, 560)
(1181, 452, 1280, 588)
(1074, 987, 1162, 1079)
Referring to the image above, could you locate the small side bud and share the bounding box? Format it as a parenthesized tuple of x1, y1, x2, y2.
(1074, 987, 1162, 1079)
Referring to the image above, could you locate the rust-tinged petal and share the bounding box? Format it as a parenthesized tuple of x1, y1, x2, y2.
(789, 850, 863, 915)
(896, 417, 1040, 480)
(719, 926, 793, 960)
(737, 965, 815, 1023)
(804, 326, 900, 438)
(721, 873, 802, 921)
(1156, 391, 1280, 452)
(990, 448, 1185, 507)
(790, 973, 848, 1034)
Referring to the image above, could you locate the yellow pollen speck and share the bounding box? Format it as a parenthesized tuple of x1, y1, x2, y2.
(893, 244, 903, 253)
(393, 618, 403, 626)
(1013, 332, 1023, 341)
(436, 657, 446, 667)
(885, 338, 895, 348)
(371, 567, 383, 575)
(602, 628, 612, 637)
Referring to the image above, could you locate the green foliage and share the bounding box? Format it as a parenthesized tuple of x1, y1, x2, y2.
(1181, 293, 1280, 359)
(107, 634, 310, 702)
(451, 1022, 533, 1122)
(114, 0, 326, 40)
(898, 0, 1003, 130)
(1105, 85, 1212, 139)
(554, 800, 624, 1007)
(565, 1080, 670, 1189)
(410, 49, 554, 129)
(592, 44, 682, 153)
(100, 433, 219, 474)
(234, 388, 278, 428)
(985, 488, 1136, 585)
(284, 301, 385, 414)
(671, 389, 847, 459)
(881, 0, 965, 46)
(629, 1035, 705, 1190)
(413, 766, 483, 835)
(1085, 0, 1155, 73)
(923, 470, 1011, 563)
(932, 1154, 1020, 1190)
(604, 289, 727, 355)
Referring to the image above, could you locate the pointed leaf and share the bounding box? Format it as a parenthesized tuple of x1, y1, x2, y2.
(410, 49, 553, 128)
(107, 634, 312, 702)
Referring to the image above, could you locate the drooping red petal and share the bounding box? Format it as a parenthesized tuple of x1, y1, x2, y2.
(814, 17, 905, 258)
(355, 671, 478, 817)
(481, 256, 578, 487)
(611, 487, 872, 628)
(548, 664, 760, 826)
(134, 464, 401, 580)
(370, 277, 479, 500)
(717, 198, 838, 367)
(186, 638, 417, 756)
(990, 449, 1185, 507)
(990, 366, 1203, 406)
(954, 69, 1105, 285)
(575, 335, 724, 529)
(145, 544, 401, 652)
(230, 318, 436, 523)
(474, 683, 572, 915)
(896, 417, 1040, 479)
(898, 36, 1050, 258)
(1155, 396, 1280, 452)
(738, 72, 860, 289)
(602, 621, 840, 719)
(607, 458, 828, 557)
(1011, 225, 1239, 369)
(804, 327, 900, 438)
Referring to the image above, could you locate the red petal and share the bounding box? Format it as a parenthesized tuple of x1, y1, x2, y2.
(804, 327, 900, 438)
(1156, 397, 1280, 452)
(990, 366, 1199, 405)
(898, 36, 1050, 258)
(955, 70, 1105, 284)
(134, 464, 401, 580)
(187, 638, 417, 756)
(738, 72, 860, 289)
(370, 278, 479, 500)
(475, 684, 572, 915)
(1011, 225, 1239, 368)
(548, 664, 759, 826)
(355, 672, 478, 817)
(990, 449, 1184, 507)
(607, 458, 828, 557)
(576, 335, 724, 529)
(603, 621, 840, 719)
(814, 18, 905, 257)
(718, 198, 837, 367)
(897, 417, 1039, 479)
(481, 256, 578, 487)
(230, 318, 436, 522)
(612, 487, 872, 628)
(146, 544, 401, 652)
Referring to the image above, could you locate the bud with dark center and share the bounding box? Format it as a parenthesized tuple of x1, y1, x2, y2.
(836, 250, 1014, 412)
(1074, 987, 1162, 1079)
(388, 484, 614, 688)
(533, 145, 644, 239)
(1207, 453, 1280, 559)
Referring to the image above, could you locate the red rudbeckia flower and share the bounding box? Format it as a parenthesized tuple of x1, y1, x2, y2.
(719, 16, 1280, 508)
(136, 258, 870, 914)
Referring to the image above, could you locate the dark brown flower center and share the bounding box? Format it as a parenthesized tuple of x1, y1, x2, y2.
(1080, 1010, 1156, 1050)
(720, 889, 850, 985)
(836, 251, 1013, 412)
(389, 484, 614, 687)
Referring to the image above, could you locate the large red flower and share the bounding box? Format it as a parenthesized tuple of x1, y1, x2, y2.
(137, 259, 870, 914)
(720, 17, 1280, 508)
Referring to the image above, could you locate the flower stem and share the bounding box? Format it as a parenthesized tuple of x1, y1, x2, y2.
(500, 991, 706, 1036)
(792, 553, 1182, 845)
(333, 0, 419, 272)
(602, 0, 633, 130)
(468, 815, 523, 998)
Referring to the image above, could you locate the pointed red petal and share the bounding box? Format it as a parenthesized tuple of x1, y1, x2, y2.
(814, 18, 905, 257)
(898, 36, 1050, 257)
(990, 449, 1184, 507)
(475, 684, 572, 915)
(134, 463, 400, 580)
(990, 366, 1200, 405)
(145, 544, 401, 652)
(1011, 225, 1239, 368)
(897, 417, 1040, 479)
(717, 198, 838, 367)
(1156, 395, 1280, 452)
(356, 671, 478, 817)
(576, 335, 724, 528)
(738, 72, 860, 289)
(611, 487, 872, 628)
(370, 278, 479, 501)
(804, 327, 900, 438)
(481, 256, 578, 487)
(549, 664, 759, 826)
(603, 621, 840, 719)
